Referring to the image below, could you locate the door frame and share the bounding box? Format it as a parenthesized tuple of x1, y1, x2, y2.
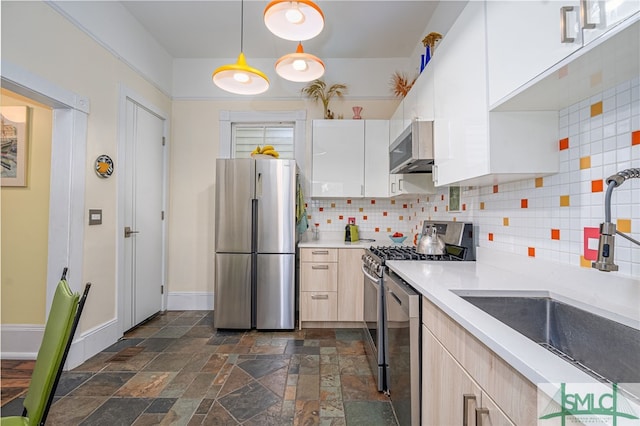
(117, 85, 169, 335)
(1, 60, 88, 315)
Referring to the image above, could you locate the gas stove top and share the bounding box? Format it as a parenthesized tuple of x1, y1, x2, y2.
(368, 245, 466, 262)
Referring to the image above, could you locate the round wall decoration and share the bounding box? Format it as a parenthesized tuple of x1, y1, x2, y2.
(95, 155, 114, 178)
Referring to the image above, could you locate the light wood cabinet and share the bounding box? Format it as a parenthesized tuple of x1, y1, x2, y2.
(422, 296, 537, 425)
(300, 248, 338, 322)
(299, 247, 364, 326)
(337, 248, 364, 322)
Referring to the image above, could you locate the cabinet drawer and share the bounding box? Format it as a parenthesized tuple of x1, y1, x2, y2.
(300, 262, 338, 291)
(300, 248, 338, 263)
(300, 292, 337, 321)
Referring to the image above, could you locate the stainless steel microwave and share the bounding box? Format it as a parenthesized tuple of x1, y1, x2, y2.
(389, 120, 434, 174)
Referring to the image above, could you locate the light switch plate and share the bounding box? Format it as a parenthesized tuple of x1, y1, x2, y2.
(89, 209, 102, 225)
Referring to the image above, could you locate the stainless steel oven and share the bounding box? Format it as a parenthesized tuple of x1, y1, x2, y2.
(361, 254, 387, 392)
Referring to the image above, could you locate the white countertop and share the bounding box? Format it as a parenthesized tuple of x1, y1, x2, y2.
(386, 247, 640, 390)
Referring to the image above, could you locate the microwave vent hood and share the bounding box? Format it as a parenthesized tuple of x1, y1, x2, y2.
(389, 120, 434, 174)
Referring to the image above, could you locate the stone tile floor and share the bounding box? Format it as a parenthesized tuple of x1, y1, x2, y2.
(1, 310, 398, 425)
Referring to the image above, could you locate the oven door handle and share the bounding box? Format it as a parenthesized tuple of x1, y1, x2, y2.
(361, 264, 381, 284)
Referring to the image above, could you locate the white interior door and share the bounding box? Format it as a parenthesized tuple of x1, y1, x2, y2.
(123, 99, 164, 330)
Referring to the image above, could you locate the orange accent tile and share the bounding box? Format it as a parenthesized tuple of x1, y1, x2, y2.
(521, 199, 528, 209)
(591, 179, 603, 193)
(551, 229, 560, 240)
(480, 202, 485, 210)
(403, 204, 408, 209)
(421, 207, 425, 212)
(580, 156, 591, 170)
(375, 227, 380, 232)
(462, 204, 466, 211)
(398, 216, 404, 221)
(617, 219, 631, 233)
(559, 138, 569, 150)
(319, 207, 324, 212)
(390, 200, 396, 205)
(441, 194, 445, 201)
(386, 227, 392, 233)
(632, 130, 640, 146)
(535, 177, 544, 188)
(363, 215, 368, 220)
(307, 215, 312, 219)
(580, 256, 592, 268)
(359, 208, 364, 212)
(304, 203, 308, 208)
(327, 219, 331, 224)
(503, 218, 509, 226)
(347, 200, 352, 204)
(337, 215, 343, 221)
(383, 211, 388, 216)
(560, 195, 570, 207)
(493, 185, 499, 193)
(371, 200, 376, 204)
(446, 206, 449, 212)
(331, 203, 335, 208)
(528, 247, 536, 257)
(590, 101, 603, 117)
(488, 233, 494, 241)
(434, 206, 438, 212)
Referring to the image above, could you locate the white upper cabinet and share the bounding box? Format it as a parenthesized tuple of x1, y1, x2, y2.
(403, 64, 435, 123)
(432, 1, 559, 187)
(312, 120, 365, 198)
(389, 101, 405, 143)
(487, 0, 639, 108)
(364, 120, 390, 198)
(312, 120, 389, 198)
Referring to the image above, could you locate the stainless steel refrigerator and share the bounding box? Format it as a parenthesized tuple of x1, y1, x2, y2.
(214, 158, 296, 329)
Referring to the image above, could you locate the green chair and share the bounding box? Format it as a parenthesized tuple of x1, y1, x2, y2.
(1, 272, 90, 426)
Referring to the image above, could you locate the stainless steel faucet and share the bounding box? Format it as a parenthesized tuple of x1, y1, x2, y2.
(592, 168, 640, 272)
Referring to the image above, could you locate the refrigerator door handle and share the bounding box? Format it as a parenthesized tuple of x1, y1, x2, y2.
(257, 172, 263, 198)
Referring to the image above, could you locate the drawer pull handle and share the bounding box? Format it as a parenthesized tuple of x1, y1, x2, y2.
(311, 294, 329, 300)
(312, 265, 329, 270)
(463, 394, 476, 426)
(312, 250, 329, 255)
(475, 407, 489, 426)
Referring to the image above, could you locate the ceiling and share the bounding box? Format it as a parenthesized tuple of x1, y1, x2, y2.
(120, 1, 445, 61)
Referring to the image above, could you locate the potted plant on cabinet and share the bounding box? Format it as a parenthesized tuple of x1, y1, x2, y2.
(302, 79, 347, 119)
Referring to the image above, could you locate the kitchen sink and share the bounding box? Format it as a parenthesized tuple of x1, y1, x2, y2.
(453, 291, 640, 389)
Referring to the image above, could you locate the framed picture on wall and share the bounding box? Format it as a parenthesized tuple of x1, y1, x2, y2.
(1, 106, 29, 187)
(449, 185, 461, 212)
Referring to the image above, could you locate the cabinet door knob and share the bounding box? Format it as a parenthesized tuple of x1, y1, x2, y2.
(475, 407, 489, 426)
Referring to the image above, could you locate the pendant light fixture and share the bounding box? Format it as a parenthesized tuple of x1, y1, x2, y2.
(264, 0, 324, 41)
(212, 0, 269, 95)
(275, 42, 325, 82)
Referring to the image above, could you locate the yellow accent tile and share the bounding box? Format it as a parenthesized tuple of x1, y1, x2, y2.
(331, 203, 335, 208)
(386, 227, 392, 233)
(590, 101, 603, 117)
(359, 208, 363, 212)
(535, 177, 544, 188)
(580, 256, 592, 268)
(480, 202, 485, 210)
(579, 156, 591, 170)
(560, 195, 570, 207)
(327, 219, 331, 224)
(399, 216, 404, 221)
(390, 200, 396, 205)
(617, 219, 631, 233)
(503, 217, 509, 226)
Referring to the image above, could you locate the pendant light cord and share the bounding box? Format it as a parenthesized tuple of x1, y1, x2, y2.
(240, 0, 244, 53)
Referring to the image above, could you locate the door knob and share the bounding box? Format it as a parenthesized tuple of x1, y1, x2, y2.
(124, 226, 140, 238)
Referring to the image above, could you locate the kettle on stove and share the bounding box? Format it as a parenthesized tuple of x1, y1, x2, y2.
(417, 225, 446, 255)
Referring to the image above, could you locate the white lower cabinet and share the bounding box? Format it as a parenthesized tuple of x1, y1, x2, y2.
(421, 296, 538, 426)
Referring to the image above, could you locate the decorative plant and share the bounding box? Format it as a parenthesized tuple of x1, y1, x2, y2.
(302, 79, 348, 119)
(390, 71, 417, 99)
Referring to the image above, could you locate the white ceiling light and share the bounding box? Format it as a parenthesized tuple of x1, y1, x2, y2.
(264, 0, 325, 41)
(275, 42, 325, 82)
(212, 0, 269, 95)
